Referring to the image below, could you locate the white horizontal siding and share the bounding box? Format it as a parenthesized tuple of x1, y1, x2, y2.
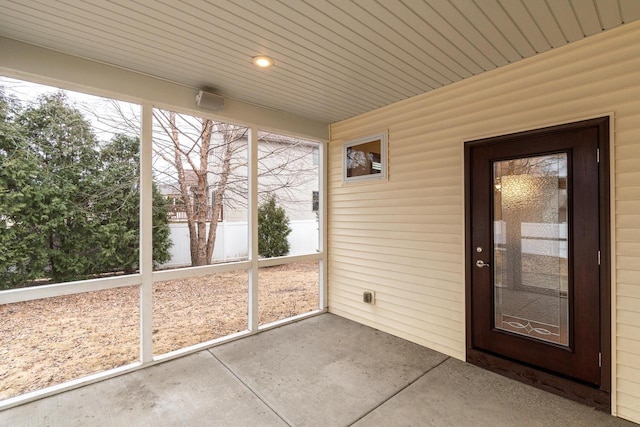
(329, 21, 640, 422)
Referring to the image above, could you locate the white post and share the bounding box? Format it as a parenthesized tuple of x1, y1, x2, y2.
(140, 103, 154, 363)
(319, 140, 328, 310)
(248, 127, 259, 331)
(220, 221, 226, 262)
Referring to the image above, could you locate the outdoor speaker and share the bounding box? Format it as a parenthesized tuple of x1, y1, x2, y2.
(196, 90, 224, 111)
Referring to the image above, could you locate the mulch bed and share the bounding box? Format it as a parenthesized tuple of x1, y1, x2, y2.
(0, 262, 318, 400)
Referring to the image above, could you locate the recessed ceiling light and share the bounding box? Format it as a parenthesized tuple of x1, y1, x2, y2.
(252, 56, 274, 68)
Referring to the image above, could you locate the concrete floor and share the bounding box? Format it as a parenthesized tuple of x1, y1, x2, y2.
(0, 314, 635, 427)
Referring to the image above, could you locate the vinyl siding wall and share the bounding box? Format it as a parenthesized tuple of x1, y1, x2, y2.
(328, 21, 640, 422)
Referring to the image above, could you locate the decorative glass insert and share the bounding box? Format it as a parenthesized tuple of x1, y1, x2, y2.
(493, 153, 569, 346)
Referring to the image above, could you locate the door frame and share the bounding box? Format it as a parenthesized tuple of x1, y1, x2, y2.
(463, 116, 612, 411)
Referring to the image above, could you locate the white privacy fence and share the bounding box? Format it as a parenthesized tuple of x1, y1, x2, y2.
(160, 220, 320, 268)
(494, 221, 568, 258)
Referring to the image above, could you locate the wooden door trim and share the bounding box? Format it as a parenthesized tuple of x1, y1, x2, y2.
(464, 117, 611, 409)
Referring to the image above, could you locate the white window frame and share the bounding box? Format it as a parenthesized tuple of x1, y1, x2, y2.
(342, 131, 388, 183)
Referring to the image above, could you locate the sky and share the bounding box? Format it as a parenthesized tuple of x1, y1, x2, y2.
(0, 75, 140, 143)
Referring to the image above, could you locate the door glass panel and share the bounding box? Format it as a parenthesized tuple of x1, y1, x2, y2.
(493, 153, 568, 346)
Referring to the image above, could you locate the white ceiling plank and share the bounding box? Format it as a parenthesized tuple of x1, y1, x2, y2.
(594, 0, 622, 29)
(102, 0, 392, 116)
(570, 0, 603, 35)
(70, 0, 380, 120)
(5, 1, 358, 123)
(619, 0, 640, 23)
(223, 0, 410, 104)
(428, 0, 509, 66)
(0, 0, 637, 124)
(522, 0, 568, 48)
(298, 0, 437, 92)
(400, 0, 492, 72)
(162, 2, 414, 118)
(546, 0, 585, 42)
(477, 0, 537, 57)
(383, 0, 479, 76)
(27, 0, 359, 119)
(248, 0, 446, 91)
(115, 0, 388, 110)
(376, 0, 475, 78)
(367, 0, 470, 81)
(0, 15, 349, 123)
(1, 3, 165, 62)
(351, 0, 459, 84)
(329, 0, 445, 88)
(498, 0, 551, 54)
(449, 0, 522, 62)
(217, 0, 422, 98)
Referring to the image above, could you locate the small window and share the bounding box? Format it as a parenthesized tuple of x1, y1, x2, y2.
(343, 131, 387, 183)
(312, 147, 320, 166)
(312, 191, 319, 212)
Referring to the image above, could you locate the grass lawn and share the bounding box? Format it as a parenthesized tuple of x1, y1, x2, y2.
(0, 261, 319, 400)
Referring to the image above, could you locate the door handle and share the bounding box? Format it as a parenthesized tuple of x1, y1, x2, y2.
(476, 260, 490, 268)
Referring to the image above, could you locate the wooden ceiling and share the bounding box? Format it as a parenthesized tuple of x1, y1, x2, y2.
(1, 0, 639, 123)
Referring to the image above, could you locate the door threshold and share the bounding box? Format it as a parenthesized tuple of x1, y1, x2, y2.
(467, 348, 610, 412)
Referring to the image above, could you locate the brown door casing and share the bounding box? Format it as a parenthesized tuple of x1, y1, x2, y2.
(464, 117, 611, 410)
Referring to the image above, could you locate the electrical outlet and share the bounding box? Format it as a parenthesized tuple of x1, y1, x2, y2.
(363, 290, 375, 304)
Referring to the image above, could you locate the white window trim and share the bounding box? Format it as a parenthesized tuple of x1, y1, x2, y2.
(342, 131, 388, 183)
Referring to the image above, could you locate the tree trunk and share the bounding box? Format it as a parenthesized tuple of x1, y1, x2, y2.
(193, 119, 213, 266)
(169, 112, 198, 265)
(205, 125, 233, 263)
(166, 118, 243, 267)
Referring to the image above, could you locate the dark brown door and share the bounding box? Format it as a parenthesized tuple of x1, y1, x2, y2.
(466, 118, 608, 387)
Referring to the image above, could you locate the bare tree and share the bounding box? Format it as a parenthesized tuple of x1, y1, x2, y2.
(152, 109, 318, 267)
